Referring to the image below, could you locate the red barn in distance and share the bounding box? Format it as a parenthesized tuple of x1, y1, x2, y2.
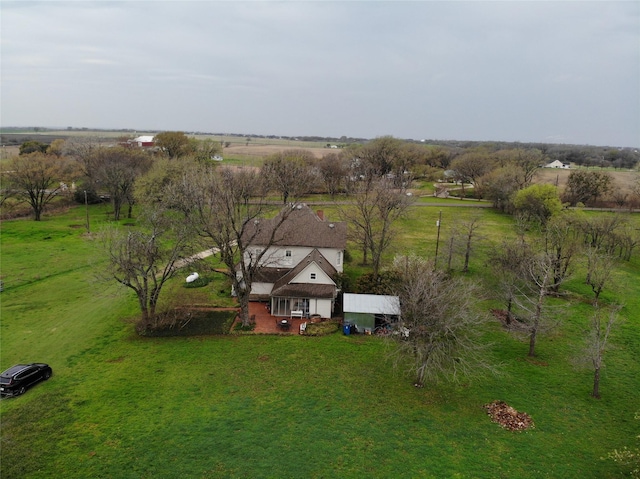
(120, 135, 155, 148)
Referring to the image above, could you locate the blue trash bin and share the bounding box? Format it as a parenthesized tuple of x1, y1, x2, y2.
(343, 323, 351, 335)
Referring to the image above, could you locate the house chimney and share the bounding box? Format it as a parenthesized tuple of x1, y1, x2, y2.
(317, 210, 324, 220)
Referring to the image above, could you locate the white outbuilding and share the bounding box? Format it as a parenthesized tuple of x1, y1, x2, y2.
(343, 293, 401, 333)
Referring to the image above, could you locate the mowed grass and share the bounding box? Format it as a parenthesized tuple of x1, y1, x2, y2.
(1, 205, 639, 478)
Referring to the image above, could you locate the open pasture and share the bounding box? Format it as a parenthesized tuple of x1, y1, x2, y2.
(535, 168, 639, 196)
(1, 203, 639, 478)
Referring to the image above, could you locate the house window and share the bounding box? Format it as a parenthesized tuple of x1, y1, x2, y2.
(285, 250, 292, 257)
(337, 251, 342, 265)
(310, 273, 317, 280)
(293, 298, 310, 315)
(250, 248, 263, 265)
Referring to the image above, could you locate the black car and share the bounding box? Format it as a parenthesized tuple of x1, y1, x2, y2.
(0, 363, 52, 397)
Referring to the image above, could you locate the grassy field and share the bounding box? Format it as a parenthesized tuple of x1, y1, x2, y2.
(1, 204, 639, 478)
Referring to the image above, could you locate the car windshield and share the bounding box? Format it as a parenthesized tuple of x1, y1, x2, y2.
(1, 365, 28, 381)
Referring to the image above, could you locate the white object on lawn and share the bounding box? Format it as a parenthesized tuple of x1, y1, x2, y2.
(186, 272, 200, 283)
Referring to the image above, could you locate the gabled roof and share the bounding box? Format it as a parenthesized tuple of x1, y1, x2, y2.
(270, 249, 338, 298)
(243, 204, 346, 249)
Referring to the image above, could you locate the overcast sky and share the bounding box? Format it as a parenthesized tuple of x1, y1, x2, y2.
(2, 1, 639, 147)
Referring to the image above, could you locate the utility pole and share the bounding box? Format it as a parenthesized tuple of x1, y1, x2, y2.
(84, 190, 90, 234)
(434, 210, 442, 267)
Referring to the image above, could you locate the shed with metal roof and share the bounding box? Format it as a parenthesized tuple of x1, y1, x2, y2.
(343, 293, 400, 333)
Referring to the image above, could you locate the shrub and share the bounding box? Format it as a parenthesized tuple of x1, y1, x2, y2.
(73, 188, 102, 205)
(304, 320, 340, 336)
(137, 308, 236, 336)
(183, 276, 212, 288)
(355, 270, 401, 295)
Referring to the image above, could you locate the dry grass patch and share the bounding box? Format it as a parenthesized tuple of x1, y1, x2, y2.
(224, 144, 334, 160)
(535, 168, 638, 195)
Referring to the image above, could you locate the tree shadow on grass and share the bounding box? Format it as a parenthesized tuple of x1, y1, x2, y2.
(137, 308, 237, 337)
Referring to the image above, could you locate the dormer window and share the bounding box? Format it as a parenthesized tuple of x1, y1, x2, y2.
(285, 250, 292, 257)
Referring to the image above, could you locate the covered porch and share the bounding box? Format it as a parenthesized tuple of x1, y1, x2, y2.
(248, 302, 310, 334)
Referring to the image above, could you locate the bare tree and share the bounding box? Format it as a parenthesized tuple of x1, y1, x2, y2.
(631, 175, 640, 208)
(443, 222, 462, 272)
(4, 152, 75, 220)
(339, 178, 413, 278)
(100, 204, 195, 323)
(92, 146, 154, 220)
(63, 136, 102, 191)
(544, 213, 581, 293)
(615, 222, 640, 261)
(571, 213, 628, 255)
(0, 177, 14, 209)
(355, 136, 424, 185)
(584, 246, 616, 307)
(357, 136, 404, 178)
(390, 255, 493, 387)
(449, 150, 496, 198)
(563, 170, 614, 206)
(460, 215, 483, 273)
(317, 152, 348, 198)
(486, 238, 534, 325)
(440, 215, 482, 273)
(262, 150, 317, 203)
(134, 157, 198, 206)
(481, 165, 522, 212)
(172, 165, 299, 326)
(513, 252, 564, 357)
(582, 305, 621, 399)
(495, 148, 543, 188)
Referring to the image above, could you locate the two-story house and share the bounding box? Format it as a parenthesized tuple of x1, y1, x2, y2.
(240, 204, 347, 319)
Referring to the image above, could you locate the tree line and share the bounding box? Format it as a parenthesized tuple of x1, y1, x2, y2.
(0, 132, 637, 409)
(2, 132, 637, 475)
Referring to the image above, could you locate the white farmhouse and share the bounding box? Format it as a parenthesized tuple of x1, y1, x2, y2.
(241, 205, 346, 319)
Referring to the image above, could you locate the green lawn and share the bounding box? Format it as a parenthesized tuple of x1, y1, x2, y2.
(1, 205, 639, 478)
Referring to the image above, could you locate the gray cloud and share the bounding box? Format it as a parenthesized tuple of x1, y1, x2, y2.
(2, 1, 638, 146)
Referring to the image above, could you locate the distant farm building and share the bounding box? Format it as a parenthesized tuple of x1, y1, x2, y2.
(131, 136, 155, 148)
(544, 160, 570, 169)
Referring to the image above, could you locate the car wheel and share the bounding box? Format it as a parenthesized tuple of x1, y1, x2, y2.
(44, 372, 51, 380)
(17, 387, 25, 396)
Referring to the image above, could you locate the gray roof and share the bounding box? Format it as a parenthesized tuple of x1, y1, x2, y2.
(271, 249, 337, 298)
(253, 268, 290, 284)
(251, 249, 339, 300)
(343, 293, 401, 315)
(271, 283, 337, 298)
(243, 204, 346, 249)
